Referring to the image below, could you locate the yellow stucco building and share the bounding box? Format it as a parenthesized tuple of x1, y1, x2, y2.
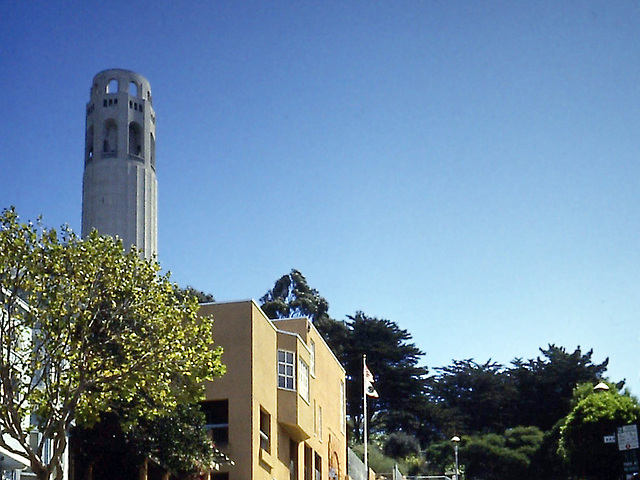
(198, 300, 348, 480)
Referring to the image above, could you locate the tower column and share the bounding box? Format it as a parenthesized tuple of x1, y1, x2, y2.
(82, 69, 158, 258)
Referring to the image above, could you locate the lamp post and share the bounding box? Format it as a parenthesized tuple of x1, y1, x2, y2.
(594, 382, 610, 392)
(451, 435, 460, 480)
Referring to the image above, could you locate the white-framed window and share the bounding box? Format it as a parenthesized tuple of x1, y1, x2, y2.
(317, 405, 323, 442)
(309, 339, 316, 377)
(260, 408, 271, 453)
(299, 359, 310, 402)
(278, 350, 295, 390)
(340, 380, 346, 434)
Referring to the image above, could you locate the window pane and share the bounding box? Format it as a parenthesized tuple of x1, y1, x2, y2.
(299, 359, 309, 401)
(278, 349, 296, 390)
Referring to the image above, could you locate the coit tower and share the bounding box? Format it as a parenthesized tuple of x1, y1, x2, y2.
(82, 69, 157, 258)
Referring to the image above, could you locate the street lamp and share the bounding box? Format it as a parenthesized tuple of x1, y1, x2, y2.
(594, 382, 610, 392)
(451, 435, 460, 480)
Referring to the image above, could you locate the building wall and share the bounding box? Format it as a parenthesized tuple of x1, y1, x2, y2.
(199, 301, 347, 480)
(201, 301, 260, 480)
(251, 302, 279, 479)
(274, 318, 348, 480)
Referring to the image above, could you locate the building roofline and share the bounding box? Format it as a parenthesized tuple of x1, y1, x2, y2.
(198, 299, 346, 373)
(275, 329, 312, 356)
(272, 317, 346, 375)
(199, 298, 280, 333)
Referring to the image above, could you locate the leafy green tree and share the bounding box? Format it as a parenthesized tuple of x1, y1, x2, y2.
(384, 432, 421, 459)
(424, 439, 456, 476)
(131, 403, 218, 477)
(0, 208, 225, 480)
(260, 269, 330, 324)
(350, 441, 403, 476)
(70, 413, 139, 480)
(503, 425, 545, 459)
(260, 269, 348, 355)
(527, 421, 570, 480)
(260, 271, 430, 441)
(428, 359, 517, 436)
(342, 312, 429, 440)
(425, 428, 544, 480)
(462, 432, 530, 480)
(72, 404, 223, 480)
(559, 383, 640, 480)
(510, 345, 609, 430)
(176, 285, 215, 303)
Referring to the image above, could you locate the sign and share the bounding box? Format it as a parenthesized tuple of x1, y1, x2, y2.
(618, 425, 640, 451)
(623, 449, 639, 473)
(604, 434, 616, 444)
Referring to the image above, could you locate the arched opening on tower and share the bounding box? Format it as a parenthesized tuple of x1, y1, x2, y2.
(103, 120, 118, 155)
(128, 122, 143, 157)
(86, 126, 94, 163)
(129, 81, 139, 97)
(150, 132, 155, 168)
(106, 79, 118, 94)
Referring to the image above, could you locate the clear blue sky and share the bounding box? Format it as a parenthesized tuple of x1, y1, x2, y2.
(2, 1, 640, 394)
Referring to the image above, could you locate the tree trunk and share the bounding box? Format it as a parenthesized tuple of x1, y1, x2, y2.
(139, 458, 148, 480)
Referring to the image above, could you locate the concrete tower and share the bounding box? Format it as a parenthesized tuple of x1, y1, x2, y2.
(82, 69, 157, 258)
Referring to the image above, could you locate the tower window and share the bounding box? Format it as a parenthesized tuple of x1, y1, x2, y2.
(106, 78, 118, 94)
(129, 81, 139, 97)
(128, 122, 142, 157)
(103, 120, 117, 154)
(150, 133, 155, 168)
(86, 126, 94, 163)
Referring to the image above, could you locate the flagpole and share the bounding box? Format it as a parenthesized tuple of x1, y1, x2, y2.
(363, 354, 368, 477)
